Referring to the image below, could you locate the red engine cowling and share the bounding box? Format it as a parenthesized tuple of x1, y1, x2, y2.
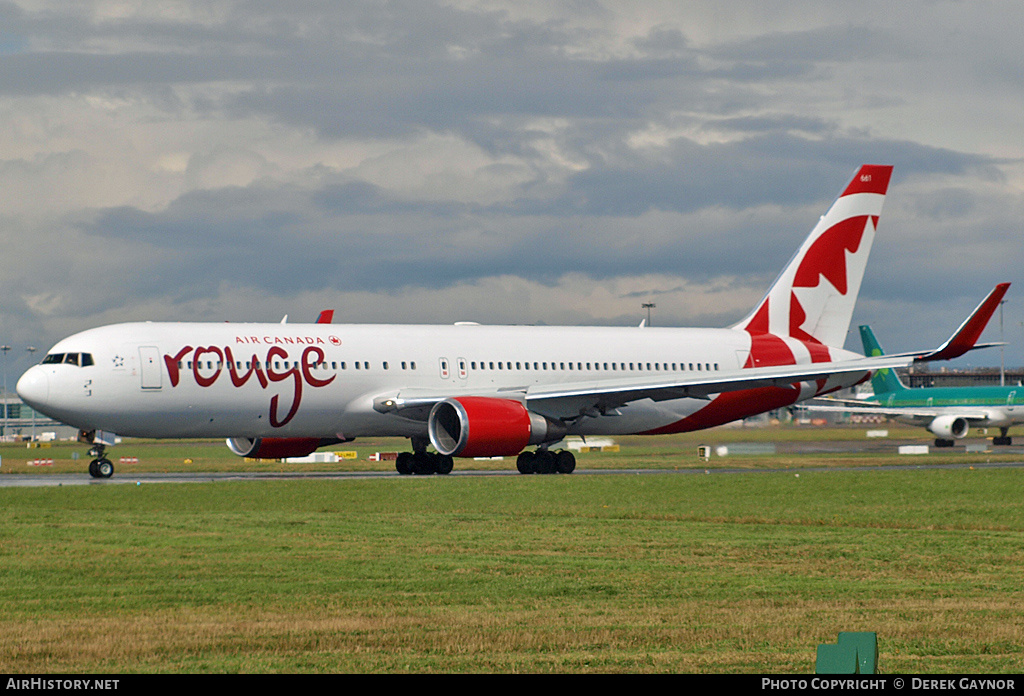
(427, 397, 565, 458)
(226, 437, 325, 459)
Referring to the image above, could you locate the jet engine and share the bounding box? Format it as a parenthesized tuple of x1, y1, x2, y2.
(428, 397, 566, 458)
(926, 415, 970, 439)
(226, 436, 342, 459)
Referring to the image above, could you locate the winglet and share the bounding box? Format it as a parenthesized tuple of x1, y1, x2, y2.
(316, 310, 335, 324)
(914, 283, 1010, 362)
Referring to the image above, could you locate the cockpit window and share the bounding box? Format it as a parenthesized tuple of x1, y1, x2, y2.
(42, 352, 94, 367)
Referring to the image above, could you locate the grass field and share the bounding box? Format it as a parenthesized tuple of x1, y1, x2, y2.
(1, 426, 1023, 673)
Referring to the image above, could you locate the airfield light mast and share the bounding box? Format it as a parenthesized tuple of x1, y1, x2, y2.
(642, 303, 655, 327)
(1, 345, 9, 437)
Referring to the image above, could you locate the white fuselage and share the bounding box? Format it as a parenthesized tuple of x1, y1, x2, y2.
(16, 321, 865, 442)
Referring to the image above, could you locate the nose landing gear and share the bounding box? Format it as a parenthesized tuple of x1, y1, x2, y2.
(80, 430, 117, 479)
(87, 444, 114, 479)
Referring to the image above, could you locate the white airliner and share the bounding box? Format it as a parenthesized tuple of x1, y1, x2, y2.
(16, 165, 1000, 478)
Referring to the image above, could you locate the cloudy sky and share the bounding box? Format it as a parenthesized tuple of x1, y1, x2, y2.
(2, 0, 1023, 382)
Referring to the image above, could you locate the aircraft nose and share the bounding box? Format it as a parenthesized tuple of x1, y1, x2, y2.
(16, 367, 49, 410)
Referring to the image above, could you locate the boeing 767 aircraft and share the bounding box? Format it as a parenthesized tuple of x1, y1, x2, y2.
(16, 165, 1003, 478)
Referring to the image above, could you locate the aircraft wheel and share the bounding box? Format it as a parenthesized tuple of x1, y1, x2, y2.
(993, 436, 1013, 446)
(412, 452, 437, 475)
(95, 458, 114, 478)
(934, 439, 955, 448)
(555, 450, 576, 474)
(88, 459, 100, 478)
(436, 454, 454, 475)
(396, 452, 414, 475)
(516, 451, 535, 474)
(534, 450, 556, 474)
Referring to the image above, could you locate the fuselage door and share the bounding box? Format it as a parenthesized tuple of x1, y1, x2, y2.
(139, 346, 162, 390)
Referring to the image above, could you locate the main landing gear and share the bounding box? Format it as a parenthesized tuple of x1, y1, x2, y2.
(395, 437, 453, 475)
(395, 450, 454, 475)
(393, 438, 577, 475)
(936, 427, 1013, 448)
(516, 449, 575, 475)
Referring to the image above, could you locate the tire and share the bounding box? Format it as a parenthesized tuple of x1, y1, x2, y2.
(516, 451, 535, 474)
(412, 452, 437, 475)
(534, 450, 556, 474)
(555, 450, 576, 474)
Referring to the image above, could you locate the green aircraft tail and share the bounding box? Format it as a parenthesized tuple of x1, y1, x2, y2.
(859, 325, 907, 396)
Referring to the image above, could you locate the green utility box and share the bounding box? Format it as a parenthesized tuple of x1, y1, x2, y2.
(839, 632, 878, 674)
(815, 632, 878, 674)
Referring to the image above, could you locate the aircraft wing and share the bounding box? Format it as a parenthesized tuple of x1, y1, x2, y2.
(374, 353, 916, 422)
(521, 354, 914, 420)
(798, 400, 993, 422)
(797, 400, 999, 431)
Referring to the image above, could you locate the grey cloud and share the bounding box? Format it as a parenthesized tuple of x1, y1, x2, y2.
(712, 24, 910, 65)
(4, 1, 1024, 370)
(75, 131, 1002, 311)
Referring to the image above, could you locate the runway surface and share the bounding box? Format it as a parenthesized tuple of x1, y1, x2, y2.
(4, 457, 1023, 487)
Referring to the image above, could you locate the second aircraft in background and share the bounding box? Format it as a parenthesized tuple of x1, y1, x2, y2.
(804, 283, 1020, 447)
